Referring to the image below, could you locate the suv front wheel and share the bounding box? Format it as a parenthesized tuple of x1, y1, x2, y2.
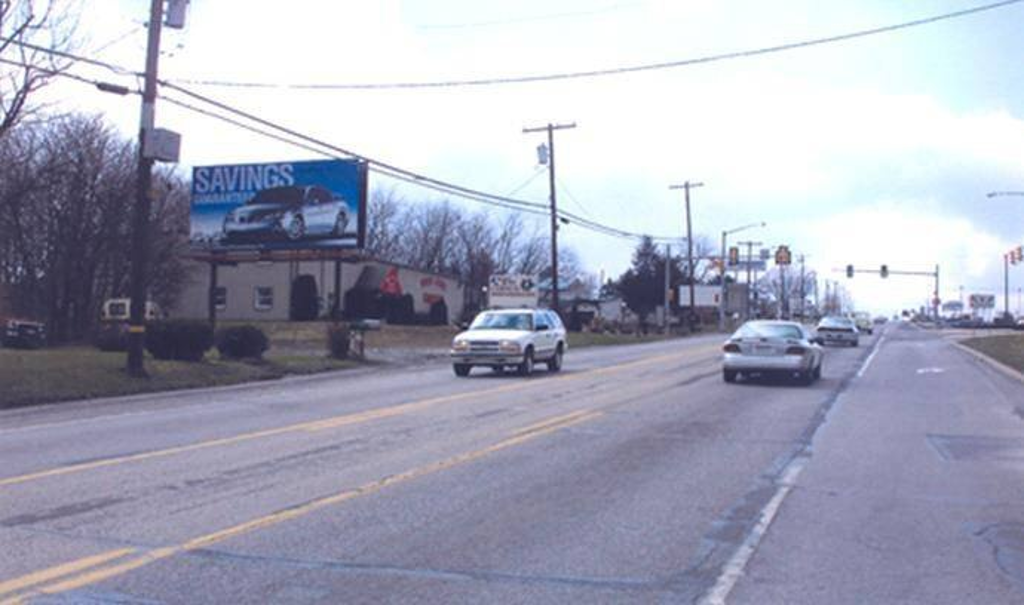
(518, 348, 534, 376)
(547, 344, 563, 372)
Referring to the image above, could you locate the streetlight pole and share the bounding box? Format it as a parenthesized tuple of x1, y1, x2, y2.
(719, 221, 765, 330)
(524, 122, 576, 315)
(663, 243, 671, 334)
(670, 181, 703, 331)
(737, 240, 762, 319)
(1004, 252, 1010, 318)
(987, 191, 1024, 198)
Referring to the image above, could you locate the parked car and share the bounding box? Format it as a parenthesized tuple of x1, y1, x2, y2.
(2, 318, 46, 349)
(721, 320, 824, 385)
(222, 185, 349, 242)
(816, 316, 860, 346)
(451, 308, 567, 377)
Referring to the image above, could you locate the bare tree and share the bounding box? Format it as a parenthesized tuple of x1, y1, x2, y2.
(0, 0, 80, 137)
(0, 114, 187, 341)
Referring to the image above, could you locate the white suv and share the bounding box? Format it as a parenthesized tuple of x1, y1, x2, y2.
(451, 308, 567, 377)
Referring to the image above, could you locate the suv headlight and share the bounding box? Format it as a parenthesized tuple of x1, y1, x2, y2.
(498, 340, 521, 354)
(452, 340, 470, 352)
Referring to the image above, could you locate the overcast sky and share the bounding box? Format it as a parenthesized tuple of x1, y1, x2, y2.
(53, 0, 1024, 314)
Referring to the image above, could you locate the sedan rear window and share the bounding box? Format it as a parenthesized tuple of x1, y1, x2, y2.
(734, 323, 804, 340)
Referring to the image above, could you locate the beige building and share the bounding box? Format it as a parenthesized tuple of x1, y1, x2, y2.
(169, 258, 464, 324)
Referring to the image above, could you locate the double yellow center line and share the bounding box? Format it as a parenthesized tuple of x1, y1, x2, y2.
(1, 346, 714, 489)
(0, 408, 603, 604)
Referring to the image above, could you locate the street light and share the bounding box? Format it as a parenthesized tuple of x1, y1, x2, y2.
(987, 191, 1024, 198)
(719, 221, 766, 330)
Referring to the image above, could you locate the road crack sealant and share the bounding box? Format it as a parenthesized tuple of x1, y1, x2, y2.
(678, 332, 888, 604)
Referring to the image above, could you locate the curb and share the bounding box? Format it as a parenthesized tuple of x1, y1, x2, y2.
(952, 341, 1024, 385)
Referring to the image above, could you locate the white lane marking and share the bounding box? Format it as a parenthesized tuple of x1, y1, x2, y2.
(915, 367, 945, 375)
(855, 335, 886, 379)
(698, 458, 809, 605)
(699, 332, 888, 604)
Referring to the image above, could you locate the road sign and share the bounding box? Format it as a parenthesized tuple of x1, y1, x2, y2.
(775, 245, 792, 266)
(734, 259, 766, 272)
(488, 274, 539, 308)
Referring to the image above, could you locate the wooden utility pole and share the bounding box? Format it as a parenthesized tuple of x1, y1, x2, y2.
(669, 181, 703, 331)
(523, 122, 576, 315)
(126, 0, 166, 376)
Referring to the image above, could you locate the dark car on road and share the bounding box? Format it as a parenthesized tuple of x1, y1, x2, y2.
(222, 185, 349, 242)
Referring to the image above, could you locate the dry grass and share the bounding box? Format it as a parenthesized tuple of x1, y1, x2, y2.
(0, 346, 355, 409)
(961, 334, 1024, 373)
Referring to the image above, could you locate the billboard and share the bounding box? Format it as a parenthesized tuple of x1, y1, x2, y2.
(488, 274, 539, 308)
(969, 294, 996, 309)
(190, 159, 367, 252)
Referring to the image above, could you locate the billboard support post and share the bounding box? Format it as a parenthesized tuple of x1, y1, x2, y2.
(332, 260, 343, 320)
(207, 261, 218, 329)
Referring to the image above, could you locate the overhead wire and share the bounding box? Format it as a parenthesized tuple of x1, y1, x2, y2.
(162, 0, 1023, 91)
(160, 81, 683, 241)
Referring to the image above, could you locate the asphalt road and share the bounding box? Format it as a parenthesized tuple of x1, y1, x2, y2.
(1, 324, 1022, 604)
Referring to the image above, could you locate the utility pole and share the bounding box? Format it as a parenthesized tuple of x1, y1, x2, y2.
(523, 122, 576, 315)
(798, 254, 806, 319)
(737, 240, 761, 319)
(126, 0, 166, 377)
(934, 264, 941, 321)
(669, 181, 703, 331)
(1004, 253, 1010, 318)
(663, 243, 671, 334)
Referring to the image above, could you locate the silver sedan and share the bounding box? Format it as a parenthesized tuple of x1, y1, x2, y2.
(722, 320, 824, 385)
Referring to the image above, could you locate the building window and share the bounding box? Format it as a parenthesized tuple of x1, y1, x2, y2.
(213, 287, 227, 310)
(254, 286, 274, 311)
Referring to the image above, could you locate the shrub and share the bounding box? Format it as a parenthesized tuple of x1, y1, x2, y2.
(145, 320, 214, 361)
(327, 323, 350, 359)
(94, 324, 128, 351)
(216, 325, 269, 360)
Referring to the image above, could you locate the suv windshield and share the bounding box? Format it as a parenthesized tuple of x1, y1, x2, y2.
(470, 312, 532, 331)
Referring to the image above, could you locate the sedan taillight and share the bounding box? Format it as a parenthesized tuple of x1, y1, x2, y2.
(723, 343, 741, 353)
(785, 346, 807, 355)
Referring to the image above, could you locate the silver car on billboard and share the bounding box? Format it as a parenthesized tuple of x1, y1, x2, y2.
(222, 185, 349, 242)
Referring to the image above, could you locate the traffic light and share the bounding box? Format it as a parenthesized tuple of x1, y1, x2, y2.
(880, 264, 888, 278)
(846, 264, 854, 278)
(728, 246, 739, 266)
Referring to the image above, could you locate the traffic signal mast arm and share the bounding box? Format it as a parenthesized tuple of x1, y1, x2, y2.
(836, 267, 936, 277)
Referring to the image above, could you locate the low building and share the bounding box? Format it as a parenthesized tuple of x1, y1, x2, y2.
(169, 258, 464, 324)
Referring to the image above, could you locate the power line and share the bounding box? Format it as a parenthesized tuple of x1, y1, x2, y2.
(161, 82, 683, 242)
(0, 35, 138, 76)
(0, 39, 685, 241)
(0, 56, 138, 92)
(163, 0, 1022, 91)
